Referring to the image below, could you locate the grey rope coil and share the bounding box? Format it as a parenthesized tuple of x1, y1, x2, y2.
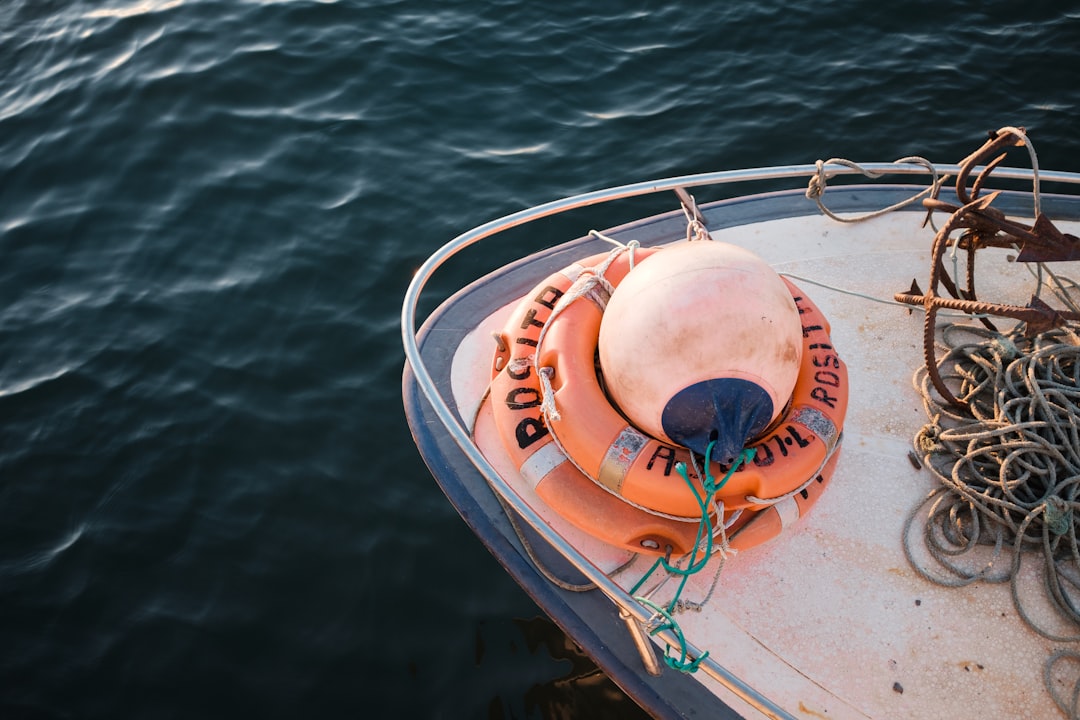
(904, 321, 1080, 717)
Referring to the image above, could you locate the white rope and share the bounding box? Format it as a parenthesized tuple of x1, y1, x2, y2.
(589, 231, 641, 270)
(806, 155, 944, 223)
(532, 242, 635, 421)
(681, 204, 713, 243)
(997, 126, 1042, 216)
(537, 366, 560, 422)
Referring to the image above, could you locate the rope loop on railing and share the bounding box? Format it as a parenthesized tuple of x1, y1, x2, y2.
(807, 155, 944, 223)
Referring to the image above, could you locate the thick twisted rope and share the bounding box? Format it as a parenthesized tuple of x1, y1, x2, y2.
(905, 321, 1080, 716)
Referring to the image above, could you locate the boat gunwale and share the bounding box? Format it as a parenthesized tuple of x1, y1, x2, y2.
(400, 163, 1080, 720)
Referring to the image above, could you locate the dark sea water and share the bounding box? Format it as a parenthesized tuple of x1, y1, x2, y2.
(2, 1, 1078, 718)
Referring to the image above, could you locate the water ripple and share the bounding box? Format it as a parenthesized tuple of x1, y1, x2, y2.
(1, 1, 1079, 718)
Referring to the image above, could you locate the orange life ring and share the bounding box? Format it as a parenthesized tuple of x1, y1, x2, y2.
(487, 250, 709, 556)
(488, 245, 847, 555)
(537, 248, 847, 518)
(725, 447, 841, 552)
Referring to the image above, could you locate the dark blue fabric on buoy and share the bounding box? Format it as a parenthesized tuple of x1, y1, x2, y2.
(660, 378, 773, 464)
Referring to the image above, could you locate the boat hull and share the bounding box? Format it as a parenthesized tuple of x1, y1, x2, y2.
(405, 184, 1080, 719)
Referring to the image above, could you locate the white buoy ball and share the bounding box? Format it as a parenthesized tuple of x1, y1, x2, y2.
(598, 241, 803, 464)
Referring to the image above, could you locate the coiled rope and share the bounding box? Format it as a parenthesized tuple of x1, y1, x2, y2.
(904, 321, 1080, 717)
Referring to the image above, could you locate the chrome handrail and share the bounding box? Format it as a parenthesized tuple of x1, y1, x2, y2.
(400, 162, 1080, 720)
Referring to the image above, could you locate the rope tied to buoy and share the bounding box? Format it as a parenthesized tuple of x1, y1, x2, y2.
(629, 444, 756, 673)
(904, 321, 1080, 716)
(533, 238, 639, 425)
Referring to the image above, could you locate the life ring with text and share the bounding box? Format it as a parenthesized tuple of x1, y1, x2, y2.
(488, 245, 847, 554)
(535, 247, 848, 518)
(488, 249, 711, 556)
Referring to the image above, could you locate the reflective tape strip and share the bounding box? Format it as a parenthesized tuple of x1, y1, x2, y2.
(774, 496, 801, 530)
(597, 426, 649, 493)
(561, 264, 586, 282)
(519, 442, 568, 489)
(790, 405, 839, 452)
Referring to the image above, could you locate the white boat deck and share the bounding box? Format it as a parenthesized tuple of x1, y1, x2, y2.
(453, 209, 1079, 719)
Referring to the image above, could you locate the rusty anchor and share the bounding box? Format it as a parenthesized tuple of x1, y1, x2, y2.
(893, 128, 1080, 410)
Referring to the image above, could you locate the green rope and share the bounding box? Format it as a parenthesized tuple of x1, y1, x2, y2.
(636, 596, 707, 672)
(630, 442, 756, 672)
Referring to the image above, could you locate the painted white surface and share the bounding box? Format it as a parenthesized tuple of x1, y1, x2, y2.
(451, 210, 1080, 719)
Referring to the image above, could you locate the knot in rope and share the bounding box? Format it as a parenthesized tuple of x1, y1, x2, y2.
(588, 231, 642, 270)
(807, 156, 941, 223)
(685, 217, 711, 243)
(694, 446, 757, 497)
(677, 187, 715, 243)
(637, 597, 709, 673)
(506, 356, 531, 377)
(537, 366, 560, 422)
(1045, 496, 1072, 537)
(805, 160, 829, 202)
(914, 415, 942, 454)
(628, 444, 755, 674)
(989, 333, 1020, 363)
